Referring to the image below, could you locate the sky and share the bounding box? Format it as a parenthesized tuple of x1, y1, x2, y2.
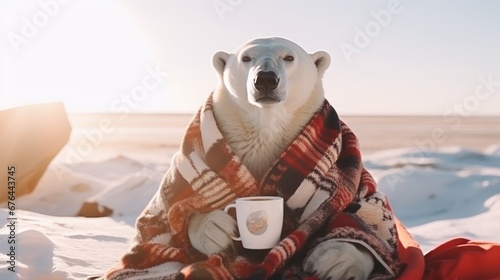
(1, 0, 499, 115)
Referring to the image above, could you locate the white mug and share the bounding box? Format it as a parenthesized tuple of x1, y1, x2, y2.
(224, 196, 284, 249)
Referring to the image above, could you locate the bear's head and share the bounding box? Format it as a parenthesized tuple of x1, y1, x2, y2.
(212, 37, 331, 111)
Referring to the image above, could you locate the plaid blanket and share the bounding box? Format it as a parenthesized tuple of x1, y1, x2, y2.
(105, 95, 401, 280)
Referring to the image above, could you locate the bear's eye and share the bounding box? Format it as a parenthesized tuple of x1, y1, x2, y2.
(242, 56, 251, 62)
(283, 55, 294, 62)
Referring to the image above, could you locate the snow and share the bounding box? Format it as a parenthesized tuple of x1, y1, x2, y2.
(364, 145, 500, 252)
(1, 145, 500, 279)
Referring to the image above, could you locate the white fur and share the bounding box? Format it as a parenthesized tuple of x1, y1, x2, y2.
(211, 38, 330, 180)
(188, 210, 236, 256)
(303, 240, 375, 280)
(187, 37, 374, 279)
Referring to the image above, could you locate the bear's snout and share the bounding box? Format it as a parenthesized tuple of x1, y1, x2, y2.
(254, 71, 280, 91)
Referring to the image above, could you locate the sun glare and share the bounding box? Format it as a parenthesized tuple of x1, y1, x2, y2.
(2, 1, 166, 113)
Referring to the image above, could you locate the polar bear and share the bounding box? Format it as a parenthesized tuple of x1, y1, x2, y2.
(188, 37, 375, 280)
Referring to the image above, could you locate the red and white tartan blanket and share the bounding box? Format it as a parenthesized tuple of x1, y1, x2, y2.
(105, 95, 401, 280)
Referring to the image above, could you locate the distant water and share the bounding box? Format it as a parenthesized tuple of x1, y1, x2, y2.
(66, 113, 500, 156)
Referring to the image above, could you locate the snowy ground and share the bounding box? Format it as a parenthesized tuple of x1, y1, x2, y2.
(1, 144, 500, 280)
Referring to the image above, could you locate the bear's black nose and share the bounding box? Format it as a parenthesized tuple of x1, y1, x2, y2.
(254, 71, 279, 91)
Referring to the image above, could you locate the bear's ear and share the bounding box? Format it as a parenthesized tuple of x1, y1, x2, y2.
(311, 51, 331, 76)
(212, 51, 230, 75)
